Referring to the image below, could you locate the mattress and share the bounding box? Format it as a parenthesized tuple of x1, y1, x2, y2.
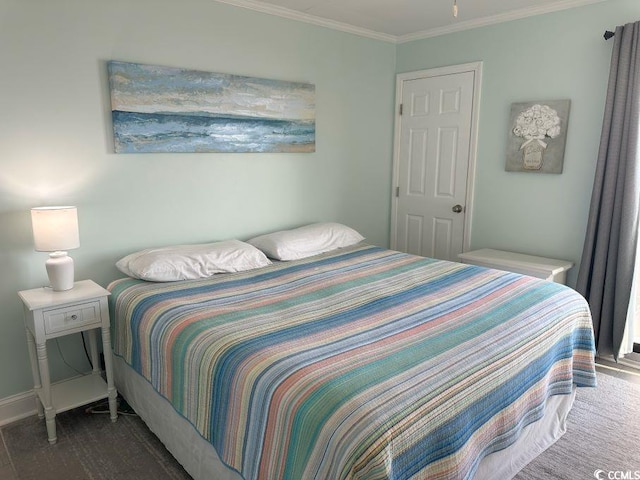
(108, 244, 596, 479)
(113, 356, 576, 480)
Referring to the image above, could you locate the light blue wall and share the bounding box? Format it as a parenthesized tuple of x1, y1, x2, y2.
(397, 0, 639, 287)
(1, 0, 638, 403)
(0, 0, 396, 399)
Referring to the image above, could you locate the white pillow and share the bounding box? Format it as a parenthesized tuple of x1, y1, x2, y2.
(247, 222, 364, 261)
(116, 240, 271, 282)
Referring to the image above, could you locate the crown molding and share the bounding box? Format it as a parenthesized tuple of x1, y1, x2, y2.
(213, 0, 397, 43)
(397, 0, 608, 43)
(214, 0, 608, 44)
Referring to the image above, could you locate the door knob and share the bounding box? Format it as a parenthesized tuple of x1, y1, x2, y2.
(452, 204, 463, 213)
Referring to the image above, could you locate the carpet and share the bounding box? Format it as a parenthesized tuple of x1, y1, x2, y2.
(2, 403, 190, 480)
(2, 371, 639, 479)
(515, 370, 640, 480)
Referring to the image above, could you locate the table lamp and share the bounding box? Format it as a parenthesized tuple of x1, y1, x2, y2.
(31, 206, 80, 291)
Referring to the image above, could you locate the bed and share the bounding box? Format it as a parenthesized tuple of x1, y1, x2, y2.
(108, 241, 596, 480)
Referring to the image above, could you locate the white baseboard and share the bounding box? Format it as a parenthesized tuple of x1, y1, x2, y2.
(0, 373, 103, 427)
(0, 390, 37, 427)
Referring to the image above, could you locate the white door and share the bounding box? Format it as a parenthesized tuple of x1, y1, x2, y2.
(391, 63, 481, 261)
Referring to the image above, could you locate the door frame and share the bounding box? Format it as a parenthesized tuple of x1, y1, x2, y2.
(390, 61, 483, 254)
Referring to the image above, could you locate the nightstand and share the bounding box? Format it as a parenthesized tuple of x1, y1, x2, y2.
(18, 280, 118, 444)
(458, 249, 573, 284)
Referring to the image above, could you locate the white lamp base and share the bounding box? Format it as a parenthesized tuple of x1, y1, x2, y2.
(45, 251, 75, 291)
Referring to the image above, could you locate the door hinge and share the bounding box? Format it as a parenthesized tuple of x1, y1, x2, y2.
(399, 104, 403, 115)
(396, 186, 400, 197)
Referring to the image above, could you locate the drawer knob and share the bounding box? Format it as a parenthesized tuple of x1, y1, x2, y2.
(70, 314, 78, 320)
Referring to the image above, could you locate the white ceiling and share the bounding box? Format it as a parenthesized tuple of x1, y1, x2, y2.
(215, 0, 607, 42)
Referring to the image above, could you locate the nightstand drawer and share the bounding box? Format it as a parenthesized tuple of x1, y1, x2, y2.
(43, 301, 101, 334)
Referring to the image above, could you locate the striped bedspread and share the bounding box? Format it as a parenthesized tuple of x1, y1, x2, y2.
(108, 244, 596, 480)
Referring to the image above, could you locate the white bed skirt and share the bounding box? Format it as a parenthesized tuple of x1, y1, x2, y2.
(113, 355, 575, 480)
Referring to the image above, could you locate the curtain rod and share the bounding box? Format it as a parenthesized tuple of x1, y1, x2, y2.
(604, 30, 615, 40)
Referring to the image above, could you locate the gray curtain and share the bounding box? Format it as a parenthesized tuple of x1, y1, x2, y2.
(576, 21, 640, 360)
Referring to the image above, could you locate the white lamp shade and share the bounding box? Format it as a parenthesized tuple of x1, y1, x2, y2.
(31, 206, 80, 252)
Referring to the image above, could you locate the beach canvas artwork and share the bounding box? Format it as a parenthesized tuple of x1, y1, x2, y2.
(107, 61, 315, 153)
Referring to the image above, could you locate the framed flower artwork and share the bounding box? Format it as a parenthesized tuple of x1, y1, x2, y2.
(505, 99, 570, 173)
